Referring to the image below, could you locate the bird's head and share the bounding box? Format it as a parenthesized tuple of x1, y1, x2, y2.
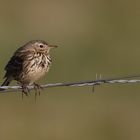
(22, 40, 58, 54)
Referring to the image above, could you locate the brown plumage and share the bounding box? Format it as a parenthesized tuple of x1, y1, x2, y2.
(1, 40, 58, 95)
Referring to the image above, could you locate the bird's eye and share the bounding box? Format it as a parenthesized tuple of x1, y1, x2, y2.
(39, 45, 44, 48)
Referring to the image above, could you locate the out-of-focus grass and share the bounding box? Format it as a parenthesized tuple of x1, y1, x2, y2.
(0, 0, 140, 140)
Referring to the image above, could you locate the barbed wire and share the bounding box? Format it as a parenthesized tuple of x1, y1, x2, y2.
(1, 74, 140, 93)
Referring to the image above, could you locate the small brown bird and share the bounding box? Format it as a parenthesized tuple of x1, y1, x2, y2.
(1, 40, 58, 95)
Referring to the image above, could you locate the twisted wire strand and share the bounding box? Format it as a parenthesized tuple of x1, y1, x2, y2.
(1, 74, 140, 93)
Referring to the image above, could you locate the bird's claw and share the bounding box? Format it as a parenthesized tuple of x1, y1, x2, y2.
(34, 83, 43, 96)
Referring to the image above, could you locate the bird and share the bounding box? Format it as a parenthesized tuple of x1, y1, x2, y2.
(1, 40, 58, 96)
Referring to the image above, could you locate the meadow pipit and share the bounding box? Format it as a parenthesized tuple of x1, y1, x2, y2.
(1, 40, 58, 95)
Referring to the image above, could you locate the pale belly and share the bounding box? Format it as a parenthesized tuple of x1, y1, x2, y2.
(12, 53, 52, 85)
(19, 66, 50, 85)
(18, 56, 51, 85)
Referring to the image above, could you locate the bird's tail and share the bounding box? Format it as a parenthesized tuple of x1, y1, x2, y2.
(1, 78, 11, 86)
(0, 78, 12, 91)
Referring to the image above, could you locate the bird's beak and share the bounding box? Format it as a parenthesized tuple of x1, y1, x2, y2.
(48, 45, 58, 48)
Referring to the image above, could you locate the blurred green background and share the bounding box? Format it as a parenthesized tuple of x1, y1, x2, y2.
(0, 0, 140, 140)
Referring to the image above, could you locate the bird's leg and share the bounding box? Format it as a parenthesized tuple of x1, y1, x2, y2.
(34, 83, 43, 96)
(21, 84, 30, 97)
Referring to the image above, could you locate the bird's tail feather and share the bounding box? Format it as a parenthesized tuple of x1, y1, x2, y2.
(1, 78, 10, 86)
(0, 78, 12, 91)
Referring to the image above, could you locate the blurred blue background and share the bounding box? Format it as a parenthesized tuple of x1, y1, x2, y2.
(0, 0, 140, 140)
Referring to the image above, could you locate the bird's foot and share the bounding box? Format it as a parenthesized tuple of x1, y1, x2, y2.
(34, 83, 43, 96)
(21, 84, 30, 98)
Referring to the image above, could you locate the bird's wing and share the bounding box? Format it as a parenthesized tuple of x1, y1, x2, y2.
(5, 55, 23, 70)
(3, 55, 23, 78)
(5, 49, 33, 70)
(3, 50, 31, 78)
